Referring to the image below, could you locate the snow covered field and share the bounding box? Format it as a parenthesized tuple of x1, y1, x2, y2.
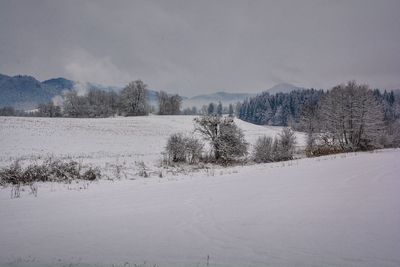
(0, 116, 399, 267)
(0, 116, 305, 177)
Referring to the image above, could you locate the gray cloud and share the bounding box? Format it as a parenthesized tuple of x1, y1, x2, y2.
(1, 0, 399, 95)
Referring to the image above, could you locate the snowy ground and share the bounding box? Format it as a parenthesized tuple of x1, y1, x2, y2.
(0, 149, 399, 267)
(0, 116, 306, 178)
(0, 116, 399, 267)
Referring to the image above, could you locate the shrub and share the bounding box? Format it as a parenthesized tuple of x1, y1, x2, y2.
(253, 136, 274, 163)
(276, 128, 297, 160)
(165, 133, 203, 164)
(165, 133, 187, 162)
(253, 128, 297, 163)
(0, 158, 100, 185)
(185, 137, 204, 164)
(308, 146, 345, 157)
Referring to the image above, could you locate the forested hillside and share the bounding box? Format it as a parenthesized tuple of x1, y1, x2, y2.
(238, 86, 399, 129)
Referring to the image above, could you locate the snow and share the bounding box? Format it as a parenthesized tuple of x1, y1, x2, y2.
(0, 116, 306, 174)
(0, 116, 399, 267)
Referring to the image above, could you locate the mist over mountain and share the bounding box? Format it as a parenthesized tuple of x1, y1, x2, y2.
(0, 74, 121, 109)
(182, 91, 256, 108)
(0, 73, 311, 110)
(182, 84, 307, 108)
(0, 74, 72, 109)
(266, 83, 306, 94)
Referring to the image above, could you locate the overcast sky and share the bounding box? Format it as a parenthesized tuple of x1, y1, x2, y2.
(0, 0, 399, 95)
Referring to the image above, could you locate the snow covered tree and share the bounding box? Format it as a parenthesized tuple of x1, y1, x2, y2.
(228, 103, 234, 117)
(0, 106, 18, 116)
(194, 115, 248, 163)
(253, 136, 274, 163)
(185, 136, 204, 164)
(320, 81, 384, 151)
(38, 101, 62, 117)
(253, 129, 296, 162)
(157, 91, 182, 115)
(238, 89, 325, 126)
(207, 103, 215, 115)
(165, 133, 188, 162)
(216, 101, 223, 116)
(63, 91, 89, 117)
(300, 96, 321, 155)
(165, 133, 203, 164)
(276, 127, 297, 160)
(86, 89, 118, 117)
(120, 80, 149, 116)
(62, 88, 118, 118)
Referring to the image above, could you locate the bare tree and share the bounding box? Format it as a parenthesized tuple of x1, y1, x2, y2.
(0, 106, 17, 116)
(253, 136, 274, 163)
(120, 80, 149, 116)
(207, 103, 215, 115)
(157, 91, 182, 115)
(63, 91, 88, 117)
(183, 106, 198, 115)
(253, 128, 296, 162)
(38, 101, 62, 117)
(320, 81, 384, 151)
(300, 98, 320, 155)
(86, 89, 118, 117)
(165, 133, 187, 162)
(63, 89, 118, 118)
(276, 128, 297, 160)
(185, 136, 204, 163)
(228, 103, 234, 117)
(216, 101, 223, 116)
(194, 115, 248, 163)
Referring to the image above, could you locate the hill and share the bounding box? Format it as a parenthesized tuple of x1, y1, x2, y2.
(0, 74, 75, 109)
(182, 84, 306, 108)
(0, 115, 305, 169)
(0, 114, 397, 267)
(0, 73, 176, 109)
(183, 91, 256, 108)
(266, 82, 306, 94)
(0, 73, 309, 110)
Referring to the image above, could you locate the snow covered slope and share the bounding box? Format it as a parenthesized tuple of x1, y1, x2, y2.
(0, 149, 399, 266)
(0, 116, 306, 171)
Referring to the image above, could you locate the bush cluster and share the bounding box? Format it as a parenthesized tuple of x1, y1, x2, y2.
(253, 128, 297, 163)
(165, 116, 250, 165)
(165, 116, 298, 166)
(165, 133, 203, 164)
(0, 159, 100, 185)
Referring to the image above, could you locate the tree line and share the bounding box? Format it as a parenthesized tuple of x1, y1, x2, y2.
(300, 81, 400, 154)
(0, 80, 186, 118)
(238, 80, 399, 152)
(63, 80, 185, 117)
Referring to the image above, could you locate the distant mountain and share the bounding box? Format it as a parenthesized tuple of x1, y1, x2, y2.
(0, 73, 177, 109)
(183, 91, 255, 108)
(0, 73, 309, 110)
(181, 84, 306, 108)
(41, 77, 75, 93)
(0, 74, 75, 109)
(266, 83, 305, 94)
(190, 91, 254, 102)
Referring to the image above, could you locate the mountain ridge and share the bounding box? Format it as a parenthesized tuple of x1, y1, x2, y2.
(1, 73, 310, 109)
